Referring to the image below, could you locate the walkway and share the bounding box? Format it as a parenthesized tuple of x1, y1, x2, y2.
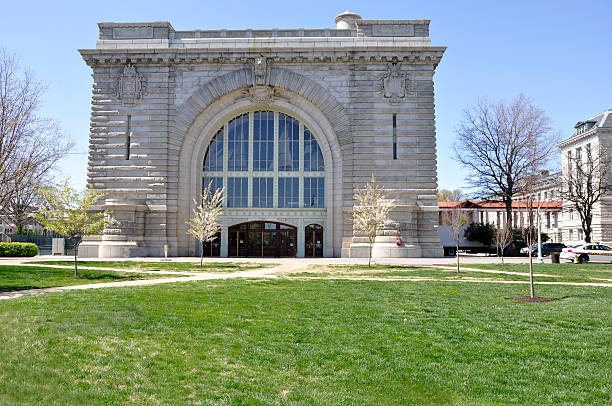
(0, 257, 610, 301)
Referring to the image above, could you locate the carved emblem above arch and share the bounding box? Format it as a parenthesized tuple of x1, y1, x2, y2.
(172, 66, 350, 147)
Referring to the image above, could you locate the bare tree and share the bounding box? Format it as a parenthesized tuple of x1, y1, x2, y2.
(437, 188, 464, 202)
(559, 144, 610, 243)
(449, 205, 468, 273)
(493, 224, 513, 265)
(0, 49, 72, 211)
(1, 173, 47, 233)
(351, 175, 394, 267)
(453, 94, 557, 224)
(186, 181, 225, 267)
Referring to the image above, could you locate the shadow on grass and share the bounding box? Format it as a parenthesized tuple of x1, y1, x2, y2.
(0, 285, 40, 293)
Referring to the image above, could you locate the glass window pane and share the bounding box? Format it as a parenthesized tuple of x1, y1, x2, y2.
(228, 114, 249, 171)
(304, 177, 324, 208)
(227, 177, 248, 207)
(203, 130, 223, 171)
(202, 177, 223, 195)
(279, 177, 299, 208)
(278, 113, 299, 171)
(253, 111, 274, 171)
(252, 177, 273, 208)
(304, 128, 324, 171)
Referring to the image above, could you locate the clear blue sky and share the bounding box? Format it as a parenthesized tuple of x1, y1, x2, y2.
(1, 0, 610, 191)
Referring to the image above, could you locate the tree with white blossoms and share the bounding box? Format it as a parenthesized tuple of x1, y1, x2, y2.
(186, 181, 225, 267)
(351, 175, 394, 267)
(33, 182, 115, 277)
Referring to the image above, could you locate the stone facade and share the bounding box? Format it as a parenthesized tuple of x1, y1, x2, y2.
(78, 12, 446, 258)
(558, 110, 612, 244)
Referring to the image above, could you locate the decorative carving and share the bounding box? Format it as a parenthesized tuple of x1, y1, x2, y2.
(251, 55, 269, 86)
(115, 63, 147, 105)
(240, 56, 279, 104)
(241, 86, 281, 104)
(378, 63, 412, 104)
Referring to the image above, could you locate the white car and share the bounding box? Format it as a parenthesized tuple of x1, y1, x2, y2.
(560, 243, 612, 263)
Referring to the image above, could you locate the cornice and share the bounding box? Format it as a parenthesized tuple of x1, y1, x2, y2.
(557, 128, 599, 148)
(78, 47, 446, 68)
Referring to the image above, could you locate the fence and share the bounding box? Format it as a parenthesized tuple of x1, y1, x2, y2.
(8, 234, 75, 255)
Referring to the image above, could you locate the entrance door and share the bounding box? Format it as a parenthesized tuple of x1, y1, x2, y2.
(305, 224, 323, 257)
(202, 232, 221, 257)
(228, 221, 296, 257)
(228, 225, 247, 257)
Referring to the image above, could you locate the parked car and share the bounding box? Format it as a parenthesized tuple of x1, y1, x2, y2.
(560, 243, 612, 263)
(519, 242, 566, 256)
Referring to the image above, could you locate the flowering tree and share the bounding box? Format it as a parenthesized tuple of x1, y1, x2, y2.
(351, 175, 394, 267)
(33, 182, 114, 277)
(186, 181, 224, 267)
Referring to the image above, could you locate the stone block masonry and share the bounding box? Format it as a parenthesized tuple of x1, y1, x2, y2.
(79, 11, 446, 258)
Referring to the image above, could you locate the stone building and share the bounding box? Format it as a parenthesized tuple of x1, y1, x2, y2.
(78, 11, 446, 258)
(438, 200, 562, 243)
(558, 109, 612, 244)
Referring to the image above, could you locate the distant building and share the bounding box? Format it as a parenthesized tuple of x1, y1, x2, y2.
(438, 200, 562, 242)
(558, 109, 612, 244)
(514, 170, 562, 203)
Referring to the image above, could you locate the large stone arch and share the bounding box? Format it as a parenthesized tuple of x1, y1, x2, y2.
(171, 67, 349, 257)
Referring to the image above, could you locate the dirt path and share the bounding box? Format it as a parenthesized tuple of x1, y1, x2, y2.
(1, 260, 610, 301)
(0, 265, 281, 300)
(285, 276, 612, 287)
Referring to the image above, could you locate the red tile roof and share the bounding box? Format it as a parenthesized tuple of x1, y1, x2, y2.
(438, 200, 562, 209)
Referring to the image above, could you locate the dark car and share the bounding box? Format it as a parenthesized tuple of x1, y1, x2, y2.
(520, 242, 566, 256)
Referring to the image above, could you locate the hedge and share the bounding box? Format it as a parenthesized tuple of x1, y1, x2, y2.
(0, 242, 39, 257)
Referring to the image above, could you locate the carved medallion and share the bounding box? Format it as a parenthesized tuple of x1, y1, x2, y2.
(379, 63, 412, 104)
(115, 63, 147, 106)
(241, 86, 281, 104)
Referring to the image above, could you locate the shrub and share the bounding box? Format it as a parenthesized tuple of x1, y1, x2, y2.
(465, 222, 496, 245)
(0, 242, 39, 257)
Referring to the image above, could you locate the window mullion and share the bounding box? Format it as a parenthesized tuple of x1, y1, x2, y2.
(273, 111, 279, 208)
(299, 122, 304, 208)
(222, 122, 228, 208)
(248, 112, 254, 208)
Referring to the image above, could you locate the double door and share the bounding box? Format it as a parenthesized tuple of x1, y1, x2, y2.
(228, 221, 296, 257)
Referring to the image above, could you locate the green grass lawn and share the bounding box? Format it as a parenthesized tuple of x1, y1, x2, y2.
(287, 264, 602, 284)
(0, 265, 183, 293)
(0, 279, 610, 405)
(30, 260, 275, 273)
(463, 263, 612, 280)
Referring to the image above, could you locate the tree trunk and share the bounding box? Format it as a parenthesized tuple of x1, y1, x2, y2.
(456, 242, 460, 274)
(368, 238, 373, 267)
(73, 239, 79, 277)
(529, 247, 534, 298)
(200, 241, 204, 267)
(505, 198, 513, 229)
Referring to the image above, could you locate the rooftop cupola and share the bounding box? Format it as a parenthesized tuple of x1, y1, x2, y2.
(334, 11, 362, 29)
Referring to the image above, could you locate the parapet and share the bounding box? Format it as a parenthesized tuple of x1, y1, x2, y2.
(96, 13, 430, 41)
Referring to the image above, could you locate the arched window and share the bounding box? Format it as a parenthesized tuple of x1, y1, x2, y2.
(202, 111, 325, 209)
